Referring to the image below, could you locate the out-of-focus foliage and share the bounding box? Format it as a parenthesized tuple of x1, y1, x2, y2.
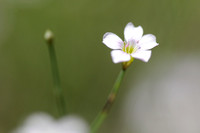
(0, 0, 199, 132)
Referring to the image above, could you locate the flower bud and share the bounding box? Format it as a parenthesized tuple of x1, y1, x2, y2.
(44, 29, 54, 44)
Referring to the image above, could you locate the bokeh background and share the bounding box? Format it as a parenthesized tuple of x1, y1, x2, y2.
(0, 0, 200, 133)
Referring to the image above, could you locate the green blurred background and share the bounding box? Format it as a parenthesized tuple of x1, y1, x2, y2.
(0, 0, 200, 132)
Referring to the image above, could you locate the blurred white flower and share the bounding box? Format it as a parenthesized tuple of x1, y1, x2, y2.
(12, 113, 89, 133)
(102, 22, 158, 63)
(122, 56, 200, 133)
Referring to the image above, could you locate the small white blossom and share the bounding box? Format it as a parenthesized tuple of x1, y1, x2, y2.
(12, 112, 89, 133)
(103, 22, 158, 63)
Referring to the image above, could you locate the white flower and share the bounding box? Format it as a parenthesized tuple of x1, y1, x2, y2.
(103, 22, 159, 63)
(12, 112, 89, 133)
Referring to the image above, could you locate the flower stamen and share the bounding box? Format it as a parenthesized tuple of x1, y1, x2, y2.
(122, 41, 138, 54)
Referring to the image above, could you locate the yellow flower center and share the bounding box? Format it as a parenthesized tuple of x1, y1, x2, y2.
(122, 41, 138, 54)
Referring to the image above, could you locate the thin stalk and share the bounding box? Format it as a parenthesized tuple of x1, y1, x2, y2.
(46, 37, 66, 116)
(91, 68, 126, 133)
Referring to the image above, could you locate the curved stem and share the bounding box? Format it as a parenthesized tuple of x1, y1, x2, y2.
(47, 41, 66, 117)
(91, 69, 126, 133)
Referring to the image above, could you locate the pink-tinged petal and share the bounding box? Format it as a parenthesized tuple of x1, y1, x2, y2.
(131, 50, 151, 62)
(111, 50, 131, 63)
(102, 32, 123, 50)
(124, 22, 143, 42)
(138, 34, 159, 50)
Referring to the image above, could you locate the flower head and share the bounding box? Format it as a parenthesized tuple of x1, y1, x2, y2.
(103, 22, 158, 67)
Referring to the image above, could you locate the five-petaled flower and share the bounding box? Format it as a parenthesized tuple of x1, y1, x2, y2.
(102, 22, 158, 65)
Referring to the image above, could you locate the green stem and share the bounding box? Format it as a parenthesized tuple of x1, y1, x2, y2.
(47, 41, 66, 117)
(91, 68, 126, 133)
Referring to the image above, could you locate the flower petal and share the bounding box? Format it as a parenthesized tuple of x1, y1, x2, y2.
(111, 50, 131, 63)
(138, 34, 159, 50)
(102, 32, 123, 49)
(124, 22, 143, 42)
(131, 50, 151, 62)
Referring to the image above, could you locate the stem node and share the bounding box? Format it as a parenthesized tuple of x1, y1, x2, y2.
(91, 69, 126, 133)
